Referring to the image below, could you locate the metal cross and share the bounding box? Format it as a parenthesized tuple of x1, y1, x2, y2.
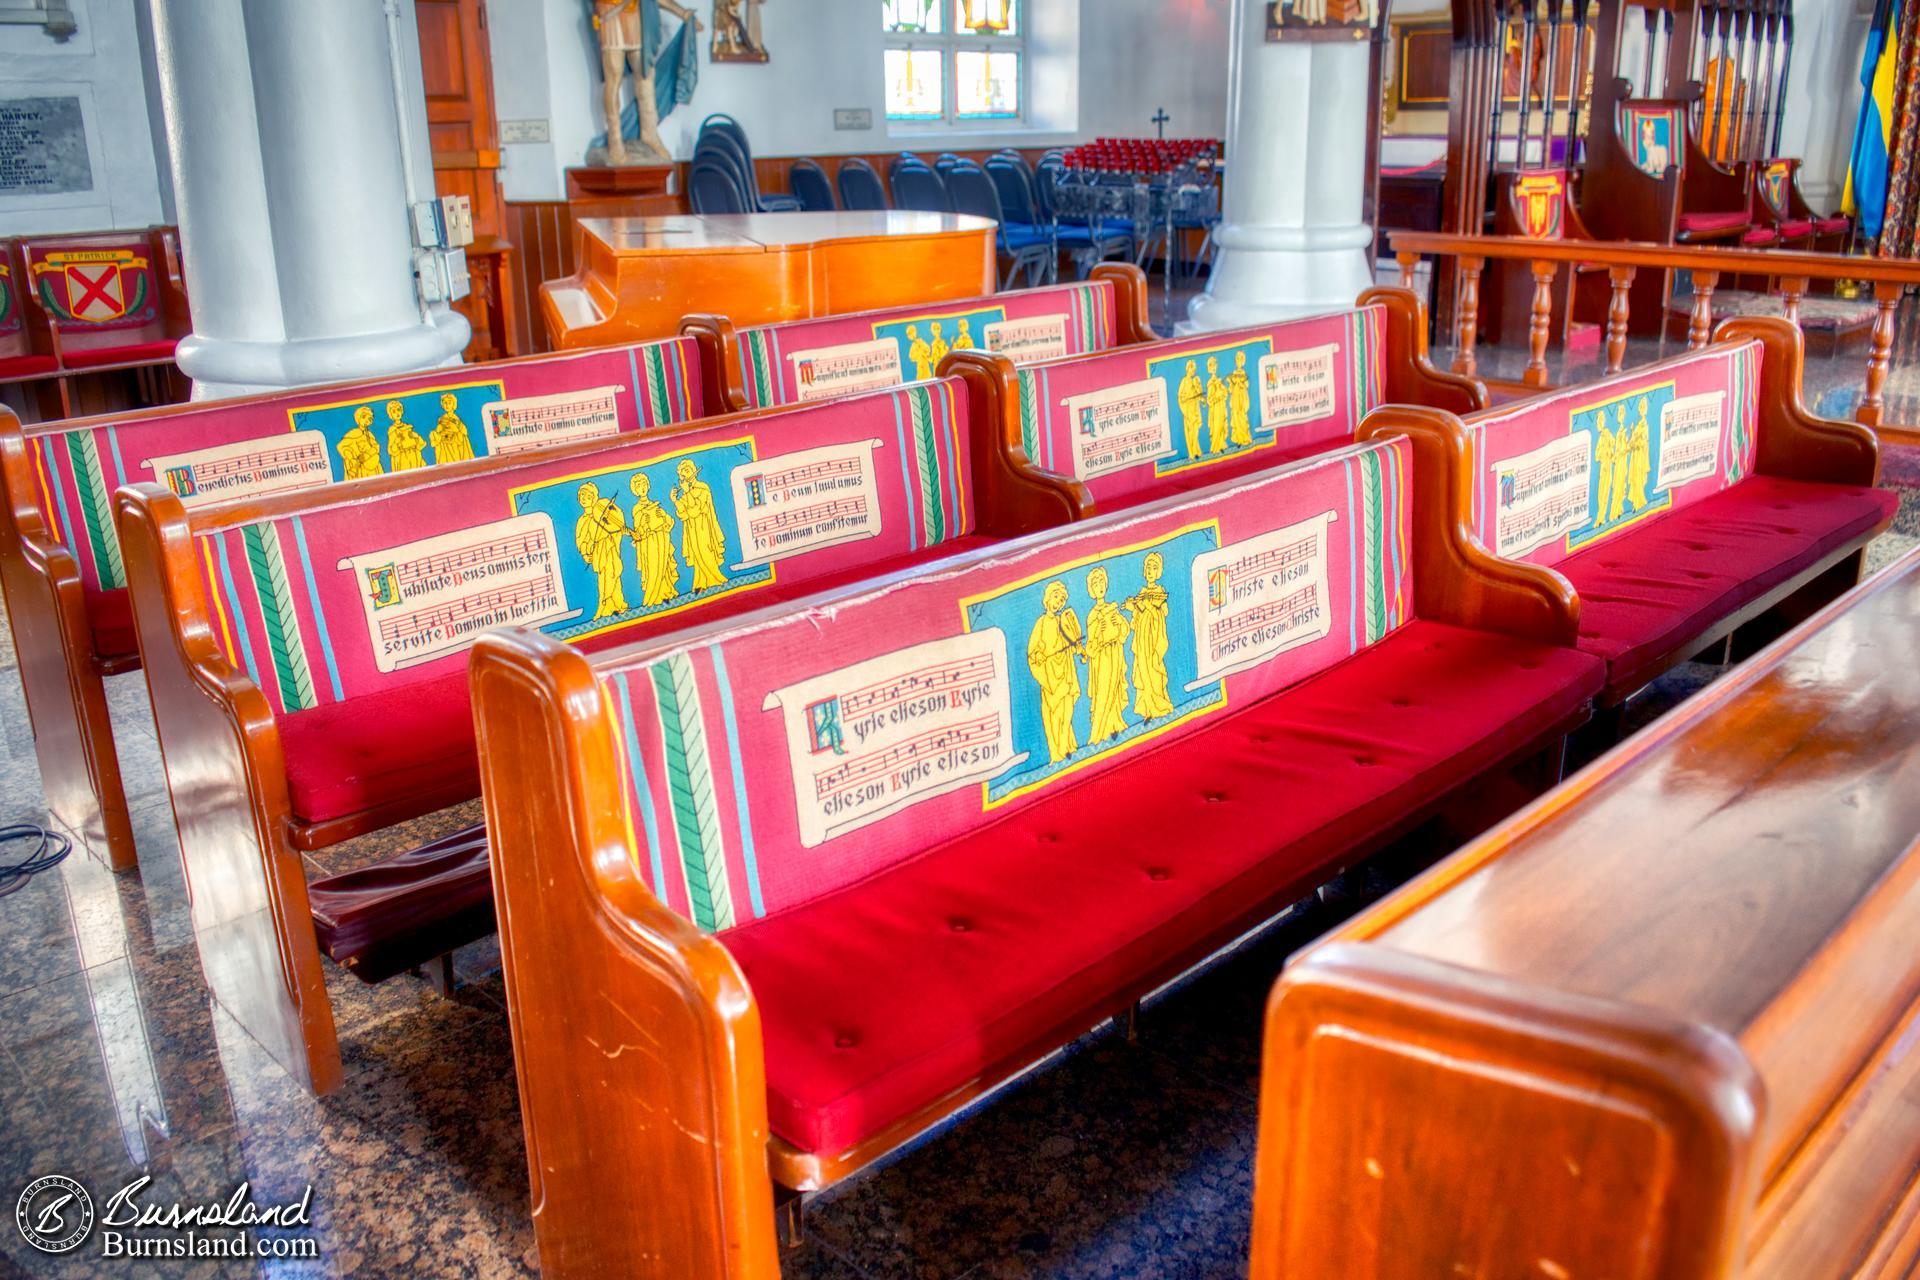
(1151, 107, 1170, 138)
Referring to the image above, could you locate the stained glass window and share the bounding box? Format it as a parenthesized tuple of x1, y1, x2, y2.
(882, 0, 1024, 127)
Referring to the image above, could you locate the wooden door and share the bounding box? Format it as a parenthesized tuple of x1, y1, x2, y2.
(415, 0, 516, 360)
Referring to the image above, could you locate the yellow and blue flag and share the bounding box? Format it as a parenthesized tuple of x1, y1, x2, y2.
(1843, 0, 1902, 240)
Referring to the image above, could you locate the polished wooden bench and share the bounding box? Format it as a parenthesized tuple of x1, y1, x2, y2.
(113, 375, 1074, 1094)
(1251, 542, 1920, 1280)
(954, 285, 1485, 521)
(685, 262, 1156, 413)
(470, 433, 1606, 1277)
(0, 333, 710, 871)
(1359, 316, 1896, 721)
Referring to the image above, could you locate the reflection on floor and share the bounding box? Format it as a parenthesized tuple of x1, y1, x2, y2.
(1, 352, 1917, 1280)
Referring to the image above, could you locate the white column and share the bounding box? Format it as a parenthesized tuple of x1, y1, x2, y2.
(150, 0, 468, 399)
(1184, 0, 1376, 332)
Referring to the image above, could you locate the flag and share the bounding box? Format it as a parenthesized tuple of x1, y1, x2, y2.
(1843, 0, 1902, 240)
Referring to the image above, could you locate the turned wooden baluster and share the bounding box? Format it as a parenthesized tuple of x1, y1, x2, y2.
(1398, 251, 1419, 290)
(1453, 255, 1485, 377)
(1688, 270, 1720, 350)
(1526, 260, 1557, 388)
(1605, 265, 1636, 375)
(1857, 279, 1902, 428)
(1780, 275, 1809, 326)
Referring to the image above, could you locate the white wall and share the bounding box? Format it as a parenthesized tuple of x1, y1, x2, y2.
(494, 0, 1234, 200)
(0, 0, 168, 234)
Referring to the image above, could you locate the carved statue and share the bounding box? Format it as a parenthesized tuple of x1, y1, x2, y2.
(712, 0, 769, 62)
(590, 0, 703, 166)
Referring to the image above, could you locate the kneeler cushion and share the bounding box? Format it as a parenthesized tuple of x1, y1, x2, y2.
(277, 535, 1000, 826)
(726, 620, 1604, 1155)
(1677, 210, 1750, 234)
(1560, 476, 1897, 702)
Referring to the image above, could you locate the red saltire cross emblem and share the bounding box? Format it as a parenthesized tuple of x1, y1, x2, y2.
(66, 264, 124, 321)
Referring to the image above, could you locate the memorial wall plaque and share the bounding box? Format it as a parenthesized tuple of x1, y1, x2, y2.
(0, 97, 92, 196)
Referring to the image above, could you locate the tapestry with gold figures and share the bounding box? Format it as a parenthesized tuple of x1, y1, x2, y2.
(30, 335, 705, 596)
(595, 437, 1412, 931)
(188, 379, 972, 715)
(1467, 342, 1762, 567)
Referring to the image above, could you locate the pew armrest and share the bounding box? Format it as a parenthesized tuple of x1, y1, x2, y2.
(1358, 407, 1582, 648)
(940, 350, 1094, 537)
(1358, 285, 1491, 414)
(1715, 316, 1881, 488)
(1251, 942, 1763, 1280)
(1087, 262, 1157, 346)
(113, 482, 344, 1094)
(681, 313, 751, 415)
(469, 629, 782, 1280)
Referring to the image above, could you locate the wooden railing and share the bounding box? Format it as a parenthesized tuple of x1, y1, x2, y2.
(1390, 231, 1920, 442)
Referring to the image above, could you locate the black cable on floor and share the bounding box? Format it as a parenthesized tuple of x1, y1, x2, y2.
(0, 824, 72, 898)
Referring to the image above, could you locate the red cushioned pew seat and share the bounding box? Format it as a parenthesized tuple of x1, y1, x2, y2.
(1458, 322, 1896, 708)
(730, 620, 1602, 1154)
(1677, 210, 1750, 235)
(1555, 476, 1897, 702)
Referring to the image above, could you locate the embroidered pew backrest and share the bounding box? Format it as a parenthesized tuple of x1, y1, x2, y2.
(1465, 340, 1761, 569)
(21, 232, 167, 347)
(594, 436, 1413, 932)
(733, 279, 1120, 409)
(28, 335, 705, 594)
(189, 378, 976, 717)
(1013, 307, 1387, 508)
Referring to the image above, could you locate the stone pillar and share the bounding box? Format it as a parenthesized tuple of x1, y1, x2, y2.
(150, 0, 468, 399)
(1184, 0, 1376, 332)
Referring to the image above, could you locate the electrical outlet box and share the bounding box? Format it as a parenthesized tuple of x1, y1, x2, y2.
(415, 249, 448, 303)
(439, 195, 474, 248)
(443, 248, 471, 302)
(411, 200, 445, 249)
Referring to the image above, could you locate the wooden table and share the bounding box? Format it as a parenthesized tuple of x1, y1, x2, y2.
(539, 211, 999, 350)
(1253, 544, 1920, 1280)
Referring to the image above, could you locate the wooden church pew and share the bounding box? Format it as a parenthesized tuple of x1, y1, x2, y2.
(112, 374, 1078, 1095)
(685, 262, 1157, 413)
(0, 332, 711, 872)
(104, 284, 1486, 1096)
(1357, 316, 1896, 724)
(0, 274, 1150, 875)
(470, 435, 1606, 1278)
(1249, 543, 1920, 1280)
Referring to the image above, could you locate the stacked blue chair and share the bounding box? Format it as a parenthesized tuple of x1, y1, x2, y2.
(689, 157, 749, 214)
(836, 157, 889, 210)
(891, 159, 953, 212)
(947, 161, 1052, 288)
(694, 113, 800, 212)
(786, 158, 836, 211)
(985, 156, 1058, 284)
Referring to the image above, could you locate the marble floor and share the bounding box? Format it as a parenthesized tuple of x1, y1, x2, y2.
(1, 364, 1917, 1280)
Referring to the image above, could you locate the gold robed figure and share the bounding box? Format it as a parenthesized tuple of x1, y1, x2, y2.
(1628, 397, 1652, 510)
(1176, 360, 1204, 458)
(1608, 404, 1632, 522)
(929, 322, 950, 372)
(1124, 553, 1174, 719)
(1227, 351, 1253, 449)
(672, 459, 728, 592)
(629, 472, 681, 607)
(906, 325, 933, 380)
(1205, 357, 1228, 454)
(1027, 580, 1083, 763)
(386, 400, 427, 471)
(575, 482, 630, 620)
(1083, 567, 1131, 744)
(1593, 420, 1618, 525)
(430, 393, 476, 465)
(338, 406, 384, 480)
